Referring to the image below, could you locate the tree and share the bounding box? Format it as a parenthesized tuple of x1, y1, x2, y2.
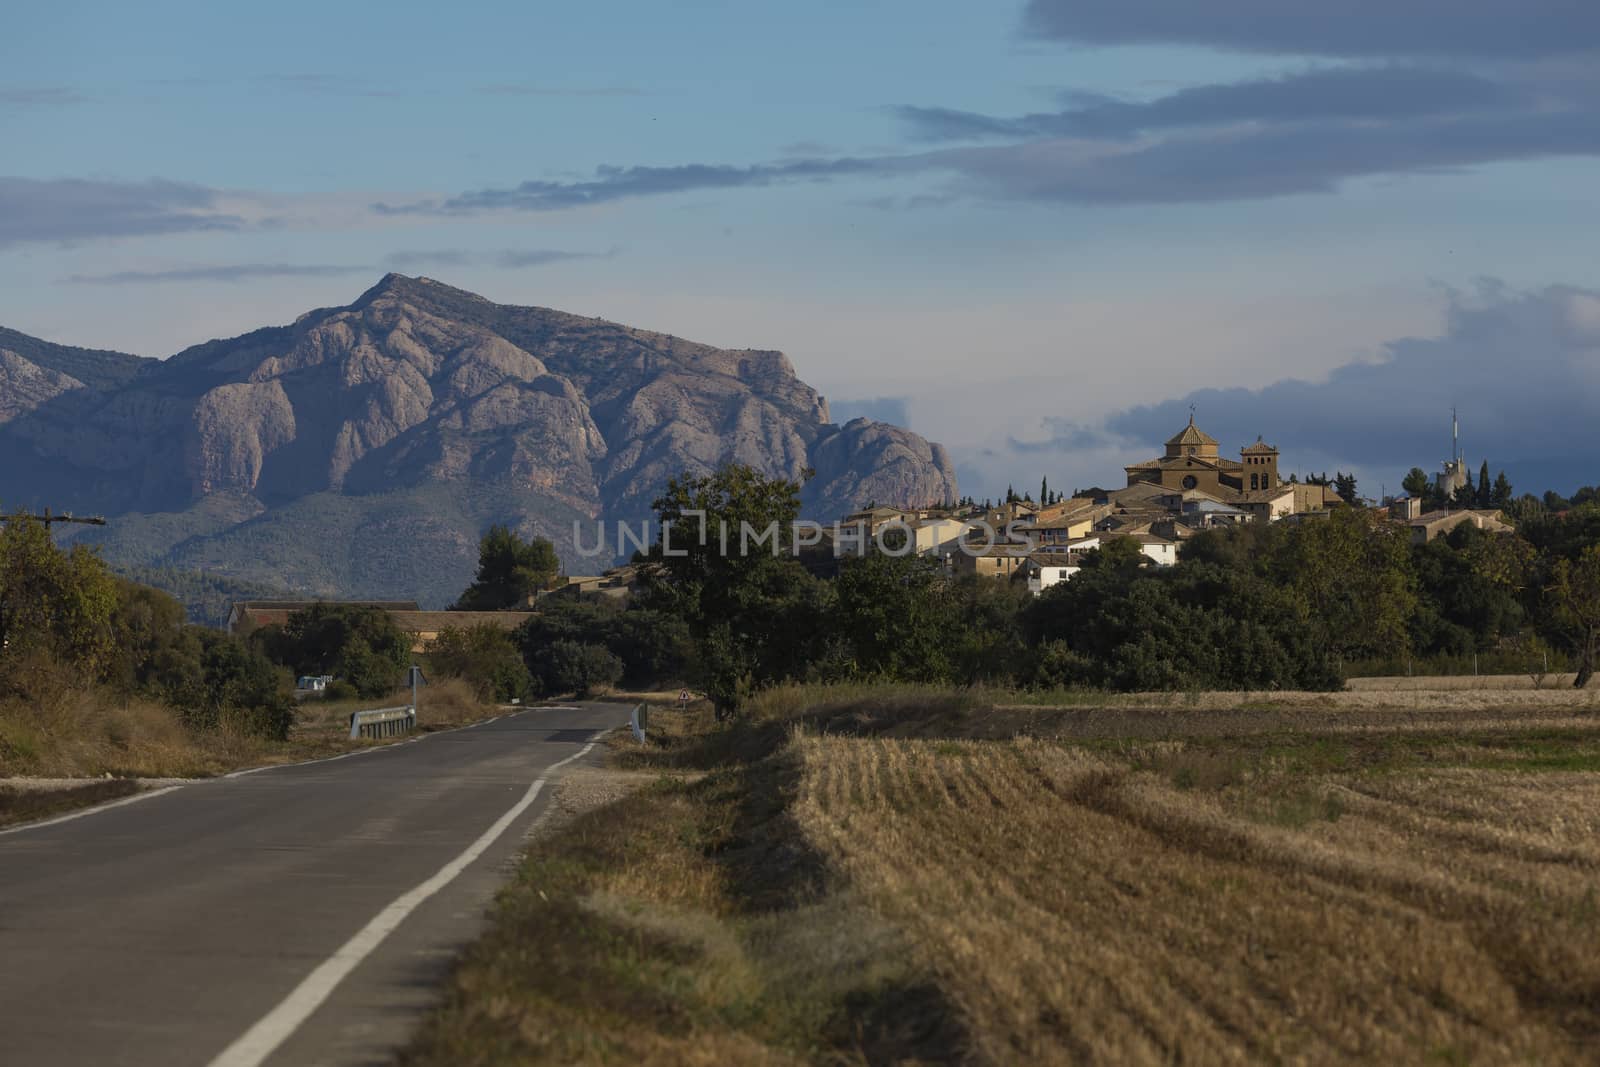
(1491, 471, 1513, 508)
(1333, 472, 1359, 506)
(1544, 490, 1572, 511)
(266, 604, 410, 698)
(1546, 545, 1600, 688)
(533, 640, 622, 698)
(636, 464, 830, 717)
(1503, 493, 1545, 526)
(104, 579, 188, 696)
(427, 624, 533, 703)
(1402, 467, 1431, 500)
(1040, 476, 1049, 506)
(0, 514, 119, 691)
(192, 633, 294, 739)
(1477, 461, 1491, 507)
(833, 553, 957, 682)
(453, 525, 561, 610)
(1270, 506, 1416, 664)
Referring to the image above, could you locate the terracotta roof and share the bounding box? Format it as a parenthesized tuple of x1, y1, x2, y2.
(1165, 420, 1218, 448)
(1126, 454, 1243, 474)
(396, 611, 536, 632)
(1236, 486, 1296, 503)
(1240, 437, 1278, 454)
(234, 599, 418, 613)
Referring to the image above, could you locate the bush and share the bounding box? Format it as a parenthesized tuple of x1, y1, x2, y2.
(532, 640, 623, 698)
(262, 604, 410, 699)
(513, 600, 692, 691)
(428, 625, 534, 703)
(1028, 640, 1100, 689)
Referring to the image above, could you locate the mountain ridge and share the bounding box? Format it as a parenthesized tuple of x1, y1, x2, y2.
(0, 275, 956, 603)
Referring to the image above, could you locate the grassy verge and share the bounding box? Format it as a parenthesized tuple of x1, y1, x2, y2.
(0, 677, 505, 784)
(406, 682, 1600, 1065)
(403, 723, 965, 1066)
(0, 778, 144, 829)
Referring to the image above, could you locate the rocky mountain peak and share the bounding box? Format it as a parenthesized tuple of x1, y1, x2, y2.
(0, 277, 957, 600)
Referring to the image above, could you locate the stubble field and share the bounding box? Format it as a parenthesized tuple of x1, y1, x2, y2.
(406, 683, 1600, 1066)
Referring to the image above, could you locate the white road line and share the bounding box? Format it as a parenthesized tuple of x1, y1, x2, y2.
(205, 739, 599, 1067)
(0, 785, 183, 838)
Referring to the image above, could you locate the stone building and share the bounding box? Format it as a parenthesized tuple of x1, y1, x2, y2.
(1123, 417, 1281, 497)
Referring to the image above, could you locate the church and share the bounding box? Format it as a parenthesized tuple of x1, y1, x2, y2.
(1123, 417, 1280, 498)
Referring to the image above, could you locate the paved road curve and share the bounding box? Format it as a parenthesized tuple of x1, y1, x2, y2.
(0, 702, 628, 1067)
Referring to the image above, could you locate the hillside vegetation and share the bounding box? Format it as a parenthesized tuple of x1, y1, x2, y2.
(403, 684, 1600, 1065)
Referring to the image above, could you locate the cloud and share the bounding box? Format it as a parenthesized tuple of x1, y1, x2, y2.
(0, 177, 244, 249)
(374, 54, 1600, 213)
(830, 396, 913, 427)
(64, 263, 371, 285)
(476, 84, 645, 97)
(1020, 0, 1600, 59)
(383, 247, 619, 269)
(497, 246, 619, 268)
(1102, 282, 1600, 488)
(896, 66, 1526, 142)
(934, 107, 1600, 204)
(373, 157, 899, 215)
(0, 86, 87, 107)
(1008, 418, 1115, 454)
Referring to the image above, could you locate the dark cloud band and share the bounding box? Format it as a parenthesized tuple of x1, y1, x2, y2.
(1021, 0, 1600, 59)
(0, 177, 242, 249)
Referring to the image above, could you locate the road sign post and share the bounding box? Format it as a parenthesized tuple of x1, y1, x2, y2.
(408, 665, 426, 716)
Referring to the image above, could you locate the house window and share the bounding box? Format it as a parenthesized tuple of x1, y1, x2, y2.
(1182, 475, 1198, 490)
(1262, 473, 1272, 488)
(1250, 473, 1259, 490)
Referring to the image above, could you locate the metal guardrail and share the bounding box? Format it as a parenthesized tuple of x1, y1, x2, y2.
(349, 705, 416, 740)
(629, 703, 648, 743)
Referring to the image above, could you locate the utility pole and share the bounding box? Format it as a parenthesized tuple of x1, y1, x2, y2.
(0, 508, 107, 527)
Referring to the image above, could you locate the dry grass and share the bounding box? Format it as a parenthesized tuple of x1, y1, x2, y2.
(406, 684, 1600, 1065)
(794, 728, 1600, 1064)
(403, 769, 961, 1066)
(0, 778, 145, 829)
(1346, 673, 1587, 691)
(0, 688, 274, 779)
(0, 676, 503, 783)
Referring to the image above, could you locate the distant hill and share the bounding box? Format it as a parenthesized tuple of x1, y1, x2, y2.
(111, 564, 304, 629)
(0, 326, 150, 391)
(8, 275, 957, 601)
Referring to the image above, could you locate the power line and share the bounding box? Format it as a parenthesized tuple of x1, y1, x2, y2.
(0, 508, 107, 527)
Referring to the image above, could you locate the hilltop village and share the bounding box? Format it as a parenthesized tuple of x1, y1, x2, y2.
(836, 416, 1512, 595)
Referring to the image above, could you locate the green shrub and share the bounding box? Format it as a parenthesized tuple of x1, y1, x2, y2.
(428, 624, 534, 703)
(532, 640, 623, 698)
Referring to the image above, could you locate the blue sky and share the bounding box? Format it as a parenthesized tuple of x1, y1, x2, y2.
(5, 0, 1600, 501)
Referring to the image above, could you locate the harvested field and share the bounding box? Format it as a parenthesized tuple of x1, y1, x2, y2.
(407, 685, 1600, 1065)
(795, 729, 1600, 1064)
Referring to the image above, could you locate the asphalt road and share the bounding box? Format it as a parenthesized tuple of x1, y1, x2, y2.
(0, 702, 629, 1067)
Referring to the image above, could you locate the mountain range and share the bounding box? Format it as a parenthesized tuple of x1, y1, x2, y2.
(0, 275, 957, 607)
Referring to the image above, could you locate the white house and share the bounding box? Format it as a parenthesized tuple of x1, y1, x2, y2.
(1025, 555, 1081, 595)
